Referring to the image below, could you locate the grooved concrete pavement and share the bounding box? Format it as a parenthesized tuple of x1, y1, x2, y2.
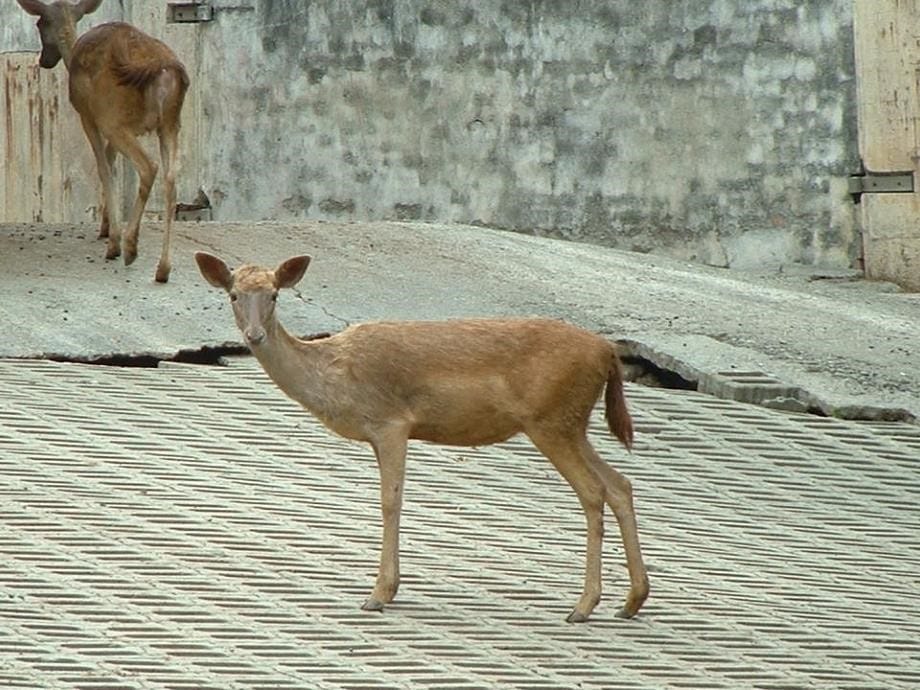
(0, 358, 918, 689)
(1, 219, 919, 688)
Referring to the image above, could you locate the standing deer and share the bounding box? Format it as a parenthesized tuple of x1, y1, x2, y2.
(17, 0, 189, 283)
(195, 252, 650, 622)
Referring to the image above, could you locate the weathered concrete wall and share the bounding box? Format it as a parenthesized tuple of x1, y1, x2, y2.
(1, 0, 859, 269)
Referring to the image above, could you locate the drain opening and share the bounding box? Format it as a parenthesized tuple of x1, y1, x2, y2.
(618, 344, 915, 424)
(621, 355, 697, 391)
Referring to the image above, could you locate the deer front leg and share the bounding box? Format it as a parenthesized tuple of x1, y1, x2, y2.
(363, 431, 408, 612)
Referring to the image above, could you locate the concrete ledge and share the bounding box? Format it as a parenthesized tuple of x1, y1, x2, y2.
(620, 336, 917, 423)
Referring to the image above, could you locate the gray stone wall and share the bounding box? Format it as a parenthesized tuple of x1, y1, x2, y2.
(2, 0, 859, 269)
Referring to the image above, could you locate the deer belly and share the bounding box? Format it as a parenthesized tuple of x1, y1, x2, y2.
(311, 410, 373, 443)
(409, 403, 522, 446)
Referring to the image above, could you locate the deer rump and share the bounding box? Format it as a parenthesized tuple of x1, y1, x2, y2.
(68, 22, 188, 136)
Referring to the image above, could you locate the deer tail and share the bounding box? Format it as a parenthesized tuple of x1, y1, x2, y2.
(153, 62, 189, 121)
(605, 347, 634, 450)
(114, 59, 188, 106)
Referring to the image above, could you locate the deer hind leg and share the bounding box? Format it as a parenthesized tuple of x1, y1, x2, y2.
(80, 116, 120, 259)
(97, 142, 117, 239)
(107, 130, 158, 269)
(155, 130, 179, 283)
(363, 428, 409, 612)
(156, 129, 179, 283)
(527, 427, 607, 623)
(582, 439, 649, 618)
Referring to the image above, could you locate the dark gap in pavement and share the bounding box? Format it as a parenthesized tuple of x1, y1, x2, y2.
(39, 344, 250, 368)
(30, 332, 336, 369)
(621, 355, 698, 391)
(620, 343, 915, 424)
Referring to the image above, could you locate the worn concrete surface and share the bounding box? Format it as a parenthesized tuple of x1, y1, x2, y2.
(1, 219, 917, 422)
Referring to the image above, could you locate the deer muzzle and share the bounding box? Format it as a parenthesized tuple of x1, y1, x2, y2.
(245, 328, 266, 346)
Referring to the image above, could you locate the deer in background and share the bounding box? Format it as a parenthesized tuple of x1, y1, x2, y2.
(17, 0, 189, 283)
(195, 252, 651, 622)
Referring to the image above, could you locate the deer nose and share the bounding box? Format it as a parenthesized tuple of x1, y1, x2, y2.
(245, 328, 266, 346)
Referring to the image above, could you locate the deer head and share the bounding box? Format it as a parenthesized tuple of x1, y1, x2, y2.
(195, 252, 312, 347)
(17, 0, 104, 68)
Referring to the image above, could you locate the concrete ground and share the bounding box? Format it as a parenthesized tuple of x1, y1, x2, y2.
(1, 219, 917, 421)
(1, 220, 919, 689)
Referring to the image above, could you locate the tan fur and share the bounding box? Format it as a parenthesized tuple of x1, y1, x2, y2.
(17, 0, 188, 283)
(196, 252, 650, 622)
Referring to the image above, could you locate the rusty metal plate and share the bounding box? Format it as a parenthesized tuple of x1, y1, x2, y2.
(0, 358, 918, 689)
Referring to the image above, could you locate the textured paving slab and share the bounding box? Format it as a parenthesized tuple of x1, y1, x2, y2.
(0, 358, 918, 689)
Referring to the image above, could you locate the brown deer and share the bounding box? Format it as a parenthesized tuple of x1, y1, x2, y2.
(195, 252, 650, 622)
(17, 0, 189, 283)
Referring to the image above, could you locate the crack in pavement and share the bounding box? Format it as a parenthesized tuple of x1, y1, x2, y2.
(290, 288, 350, 329)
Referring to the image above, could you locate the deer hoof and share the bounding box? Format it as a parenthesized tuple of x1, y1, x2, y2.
(618, 585, 648, 619)
(154, 265, 171, 283)
(105, 244, 120, 261)
(566, 610, 590, 624)
(123, 249, 137, 266)
(361, 597, 386, 612)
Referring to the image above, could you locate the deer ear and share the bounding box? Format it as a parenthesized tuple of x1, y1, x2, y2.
(194, 252, 233, 290)
(274, 255, 311, 289)
(16, 0, 48, 17)
(75, 0, 104, 18)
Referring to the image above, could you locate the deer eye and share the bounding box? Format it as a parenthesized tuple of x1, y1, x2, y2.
(229, 293, 238, 303)
(271, 292, 278, 302)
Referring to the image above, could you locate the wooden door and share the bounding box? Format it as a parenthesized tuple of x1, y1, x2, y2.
(854, 0, 920, 290)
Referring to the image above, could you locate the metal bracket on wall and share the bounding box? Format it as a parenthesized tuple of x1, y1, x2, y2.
(167, 2, 214, 23)
(848, 171, 914, 202)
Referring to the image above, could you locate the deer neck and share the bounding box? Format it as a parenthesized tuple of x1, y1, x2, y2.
(55, 21, 79, 70)
(248, 317, 335, 417)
